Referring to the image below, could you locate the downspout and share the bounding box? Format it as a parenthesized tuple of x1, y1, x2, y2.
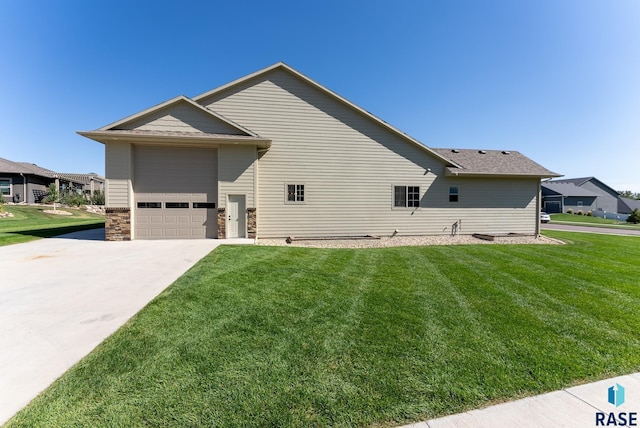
(536, 180, 541, 237)
(20, 173, 26, 203)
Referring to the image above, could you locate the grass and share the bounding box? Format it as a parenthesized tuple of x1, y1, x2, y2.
(550, 213, 640, 230)
(7, 231, 640, 427)
(0, 205, 105, 246)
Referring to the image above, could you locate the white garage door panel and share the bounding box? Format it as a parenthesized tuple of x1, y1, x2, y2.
(134, 146, 217, 240)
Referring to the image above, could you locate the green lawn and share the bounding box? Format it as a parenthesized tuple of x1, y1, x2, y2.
(550, 213, 640, 230)
(0, 205, 104, 246)
(7, 231, 640, 427)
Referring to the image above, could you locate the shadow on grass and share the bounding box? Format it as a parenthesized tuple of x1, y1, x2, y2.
(9, 223, 106, 241)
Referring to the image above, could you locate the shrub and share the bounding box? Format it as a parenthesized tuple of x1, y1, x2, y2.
(43, 184, 59, 204)
(627, 208, 640, 224)
(587, 211, 593, 216)
(567, 209, 574, 214)
(577, 210, 584, 216)
(60, 190, 88, 207)
(90, 190, 105, 205)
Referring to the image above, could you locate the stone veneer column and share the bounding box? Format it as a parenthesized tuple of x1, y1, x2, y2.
(105, 208, 131, 241)
(217, 208, 226, 239)
(247, 207, 257, 239)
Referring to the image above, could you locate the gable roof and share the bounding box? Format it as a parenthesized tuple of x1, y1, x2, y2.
(431, 149, 561, 178)
(620, 197, 640, 212)
(79, 96, 272, 149)
(548, 177, 619, 196)
(193, 62, 462, 168)
(541, 181, 599, 197)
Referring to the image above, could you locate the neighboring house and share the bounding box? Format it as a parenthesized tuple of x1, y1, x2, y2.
(0, 157, 56, 203)
(620, 197, 640, 213)
(56, 173, 105, 198)
(540, 181, 598, 213)
(543, 177, 633, 214)
(79, 62, 560, 241)
(0, 157, 96, 203)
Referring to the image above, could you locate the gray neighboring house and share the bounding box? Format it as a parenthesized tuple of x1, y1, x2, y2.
(540, 181, 599, 213)
(620, 197, 640, 213)
(79, 62, 560, 241)
(543, 177, 633, 214)
(0, 157, 101, 203)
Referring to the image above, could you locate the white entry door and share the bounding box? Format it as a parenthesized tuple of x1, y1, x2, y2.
(227, 195, 246, 238)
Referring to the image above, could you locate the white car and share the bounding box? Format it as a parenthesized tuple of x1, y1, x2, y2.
(540, 212, 551, 223)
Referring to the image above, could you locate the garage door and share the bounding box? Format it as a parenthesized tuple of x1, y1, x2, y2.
(134, 146, 217, 239)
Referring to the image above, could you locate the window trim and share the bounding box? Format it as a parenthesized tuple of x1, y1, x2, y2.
(449, 186, 459, 203)
(393, 185, 420, 208)
(0, 177, 12, 197)
(285, 183, 306, 204)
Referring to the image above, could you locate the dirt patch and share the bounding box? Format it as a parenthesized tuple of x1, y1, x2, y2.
(42, 210, 73, 216)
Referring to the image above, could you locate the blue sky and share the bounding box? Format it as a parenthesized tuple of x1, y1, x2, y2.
(1, 0, 639, 191)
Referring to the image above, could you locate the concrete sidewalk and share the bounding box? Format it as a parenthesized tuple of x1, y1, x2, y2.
(0, 229, 253, 425)
(401, 372, 640, 428)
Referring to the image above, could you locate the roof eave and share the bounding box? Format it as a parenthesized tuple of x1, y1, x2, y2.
(78, 131, 272, 149)
(445, 168, 562, 179)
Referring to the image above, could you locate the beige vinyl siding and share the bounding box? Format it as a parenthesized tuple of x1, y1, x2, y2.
(218, 145, 256, 209)
(117, 102, 244, 135)
(105, 142, 132, 208)
(201, 69, 538, 237)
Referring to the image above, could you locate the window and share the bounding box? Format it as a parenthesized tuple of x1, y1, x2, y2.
(137, 202, 162, 208)
(286, 184, 305, 202)
(0, 178, 11, 196)
(577, 201, 583, 208)
(193, 202, 216, 209)
(394, 186, 420, 208)
(166, 202, 189, 209)
(449, 186, 459, 202)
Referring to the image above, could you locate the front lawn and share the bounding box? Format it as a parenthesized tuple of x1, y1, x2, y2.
(7, 231, 640, 427)
(0, 205, 104, 246)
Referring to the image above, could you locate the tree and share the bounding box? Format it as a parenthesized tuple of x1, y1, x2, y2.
(618, 190, 640, 200)
(627, 208, 640, 224)
(43, 183, 60, 210)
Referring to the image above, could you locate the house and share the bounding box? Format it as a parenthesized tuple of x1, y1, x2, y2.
(542, 177, 633, 214)
(540, 181, 599, 213)
(56, 173, 105, 198)
(78, 62, 560, 241)
(0, 157, 100, 203)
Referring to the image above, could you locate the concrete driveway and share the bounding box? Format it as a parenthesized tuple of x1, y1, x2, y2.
(0, 228, 251, 425)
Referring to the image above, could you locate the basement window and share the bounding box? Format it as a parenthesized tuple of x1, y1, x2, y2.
(449, 186, 459, 202)
(394, 186, 420, 208)
(286, 184, 305, 203)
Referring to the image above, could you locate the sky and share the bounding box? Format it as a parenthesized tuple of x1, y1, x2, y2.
(1, 0, 639, 192)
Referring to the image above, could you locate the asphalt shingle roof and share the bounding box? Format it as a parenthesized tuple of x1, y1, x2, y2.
(431, 149, 561, 178)
(541, 182, 599, 197)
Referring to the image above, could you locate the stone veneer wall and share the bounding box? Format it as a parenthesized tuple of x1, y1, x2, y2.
(217, 208, 226, 239)
(105, 208, 131, 241)
(247, 208, 257, 239)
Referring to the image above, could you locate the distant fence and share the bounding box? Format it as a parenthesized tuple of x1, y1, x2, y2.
(592, 211, 629, 222)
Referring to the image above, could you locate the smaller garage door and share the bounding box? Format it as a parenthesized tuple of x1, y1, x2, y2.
(134, 146, 217, 239)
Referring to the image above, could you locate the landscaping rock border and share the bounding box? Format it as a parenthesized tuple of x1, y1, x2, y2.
(258, 234, 563, 248)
